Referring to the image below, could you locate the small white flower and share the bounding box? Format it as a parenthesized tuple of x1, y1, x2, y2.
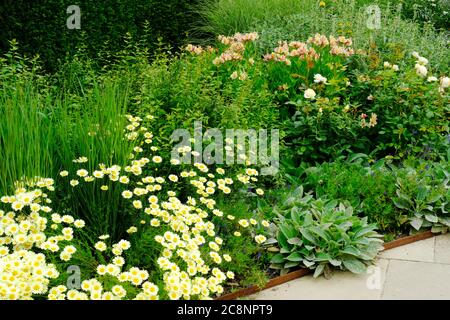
(313, 74, 327, 84)
(417, 56, 429, 66)
(440, 76, 450, 89)
(415, 64, 427, 77)
(304, 88, 316, 99)
(427, 76, 438, 82)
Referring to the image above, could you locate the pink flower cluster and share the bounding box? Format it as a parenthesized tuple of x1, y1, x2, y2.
(184, 44, 215, 55)
(264, 34, 354, 66)
(212, 32, 259, 65)
(307, 34, 355, 57)
(263, 41, 319, 65)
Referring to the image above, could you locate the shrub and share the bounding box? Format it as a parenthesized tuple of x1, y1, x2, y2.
(268, 186, 384, 277)
(0, 0, 200, 71)
(393, 160, 450, 234)
(285, 160, 401, 234)
(249, 0, 450, 72)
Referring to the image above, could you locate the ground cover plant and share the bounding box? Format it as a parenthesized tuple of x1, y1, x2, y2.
(0, 0, 449, 300)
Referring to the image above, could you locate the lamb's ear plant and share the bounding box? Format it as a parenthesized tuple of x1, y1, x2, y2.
(268, 186, 384, 277)
(393, 162, 450, 234)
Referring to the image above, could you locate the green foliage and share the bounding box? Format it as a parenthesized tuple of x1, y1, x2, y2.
(133, 44, 280, 159)
(349, 56, 450, 161)
(268, 186, 383, 277)
(0, 45, 139, 239)
(248, 0, 449, 72)
(393, 160, 450, 234)
(192, 0, 315, 39)
(0, 0, 200, 71)
(285, 161, 402, 234)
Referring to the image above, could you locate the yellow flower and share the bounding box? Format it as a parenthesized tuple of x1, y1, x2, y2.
(76, 169, 88, 177)
(255, 235, 267, 244)
(94, 241, 107, 252)
(59, 170, 69, 177)
(238, 219, 249, 228)
(121, 190, 133, 199)
(69, 180, 79, 187)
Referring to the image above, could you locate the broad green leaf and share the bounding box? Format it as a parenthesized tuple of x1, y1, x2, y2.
(271, 253, 285, 264)
(264, 238, 278, 245)
(280, 224, 297, 239)
(299, 227, 317, 245)
(416, 186, 428, 202)
(287, 237, 303, 246)
(286, 252, 303, 262)
(313, 264, 325, 278)
(393, 197, 409, 210)
(329, 259, 342, 267)
(341, 246, 362, 258)
(342, 258, 366, 274)
(284, 261, 300, 269)
(310, 226, 330, 241)
(410, 217, 423, 231)
(303, 259, 315, 268)
(424, 214, 438, 223)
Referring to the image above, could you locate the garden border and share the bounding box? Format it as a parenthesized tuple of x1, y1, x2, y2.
(216, 230, 436, 300)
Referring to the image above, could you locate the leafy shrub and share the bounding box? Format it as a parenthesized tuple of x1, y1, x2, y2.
(284, 160, 402, 234)
(268, 186, 384, 277)
(249, 0, 449, 72)
(0, 0, 200, 71)
(349, 53, 450, 160)
(393, 160, 450, 234)
(133, 34, 280, 160)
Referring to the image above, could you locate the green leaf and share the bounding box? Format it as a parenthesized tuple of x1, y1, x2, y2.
(280, 224, 297, 239)
(341, 246, 362, 258)
(264, 238, 278, 245)
(313, 264, 325, 278)
(287, 237, 303, 246)
(303, 260, 315, 268)
(284, 261, 300, 269)
(416, 186, 428, 202)
(286, 252, 303, 262)
(342, 258, 366, 274)
(424, 214, 438, 223)
(329, 259, 342, 267)
(271, 253, 285, 264)
(299, 227, 317, 245)
(309, 226, 330, 241)
(393, 197, 410, 210)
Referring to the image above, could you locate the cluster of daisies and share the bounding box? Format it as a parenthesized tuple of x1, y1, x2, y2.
(0, 177, 85, 299)
(1, 114, 270, 300)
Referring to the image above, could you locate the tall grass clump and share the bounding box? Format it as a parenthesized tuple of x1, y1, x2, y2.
(0, 41, 56, 194)
(0, 42, 142, 239)
(192, 0, 316, 39)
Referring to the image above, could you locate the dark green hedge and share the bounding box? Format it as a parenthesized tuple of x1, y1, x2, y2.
(0, 0, 199, 71)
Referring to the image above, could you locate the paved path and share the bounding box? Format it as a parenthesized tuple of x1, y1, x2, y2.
(250, 233, 450, 300)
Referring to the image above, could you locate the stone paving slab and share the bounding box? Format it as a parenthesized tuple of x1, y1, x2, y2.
(251, 234, 450, 300)
(379, 237, 435, 262)
(382, 259, 450, 299)
(434, 234, 450, 264)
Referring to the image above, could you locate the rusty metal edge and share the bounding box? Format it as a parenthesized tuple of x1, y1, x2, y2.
(216, 230, 438, 301)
